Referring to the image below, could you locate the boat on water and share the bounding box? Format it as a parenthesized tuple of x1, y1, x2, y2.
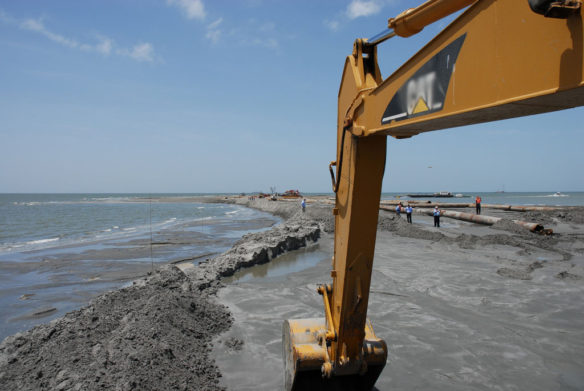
(552, 192, 568, 197)
(407, 191, 454, 198)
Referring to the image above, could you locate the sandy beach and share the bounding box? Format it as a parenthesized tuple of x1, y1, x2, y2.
(1, 196, 583, 390)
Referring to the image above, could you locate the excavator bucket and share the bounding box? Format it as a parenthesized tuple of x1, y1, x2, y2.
(283, 318, 387, 391)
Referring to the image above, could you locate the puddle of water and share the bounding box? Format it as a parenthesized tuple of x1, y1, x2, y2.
(227, 243, 329, 284)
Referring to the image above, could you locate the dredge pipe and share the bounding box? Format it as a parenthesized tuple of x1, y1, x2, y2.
(507, 205, 562, 212)
(381, 206, 549, 233)
(380, 200, 565, 212)
(380, 200, 474, 208)
(415, 208, 546, 233)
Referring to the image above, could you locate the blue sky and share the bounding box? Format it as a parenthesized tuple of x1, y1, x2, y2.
(1, 0, 582, 193)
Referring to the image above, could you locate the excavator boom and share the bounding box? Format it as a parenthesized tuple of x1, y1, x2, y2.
(354, 0, 584, 139)
(284, 0, 584, 389)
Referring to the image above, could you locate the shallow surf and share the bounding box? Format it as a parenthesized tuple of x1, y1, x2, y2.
(0, 195, 279, 340)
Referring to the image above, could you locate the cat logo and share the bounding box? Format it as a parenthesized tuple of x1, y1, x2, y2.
(407, 71, 438, 116)
(381, 34, 466, 125)
(412, 96, 430, 114)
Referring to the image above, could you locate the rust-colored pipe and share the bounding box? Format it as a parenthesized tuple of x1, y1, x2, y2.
(389, 0, 476, 37)
(478, 204, 561, 212)
(381, 206, 548, 233)
(508, 205, 562, 212)
(412, 208, 546, 233)
(381, 201, 474, 208)
(380, 200, 565, 212)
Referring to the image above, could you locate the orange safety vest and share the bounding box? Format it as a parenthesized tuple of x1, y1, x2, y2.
(476, 197, 481, 204)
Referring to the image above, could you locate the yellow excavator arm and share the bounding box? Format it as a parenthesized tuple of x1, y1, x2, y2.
(284, 1, 584, 390)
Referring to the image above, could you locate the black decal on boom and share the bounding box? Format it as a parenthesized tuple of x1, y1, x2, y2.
(381, 34, 466, 125)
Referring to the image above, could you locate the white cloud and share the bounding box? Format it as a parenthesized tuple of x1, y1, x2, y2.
(95, 37, 113, 55)
(346, 0, 382, 19)
(205, 17, 280, 48)
(167, 0, 206, 21)
(231, 19, 281, 50)
(247, 37, 278, 49)
(0, 12, 156, 63)
(205, 28, 221, 44)
(324, 19, 340, 32)
(207, 17, 222, 30)
(80, 35, 113, 55)
(325, 0, 388, 33)
(205, 17, 222, 44)
(118, 42, 155, 62)
(21, 18, 79, 48)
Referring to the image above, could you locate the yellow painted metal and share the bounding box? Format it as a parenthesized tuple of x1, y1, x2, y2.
(330, 132, 387, 367)
(317, 285, 336, 342)
(282, 318, 387, 391)
(389, 0, 476, 37)
(359, 0, 584, 138)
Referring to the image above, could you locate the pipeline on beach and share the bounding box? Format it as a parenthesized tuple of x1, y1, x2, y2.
(380, 206, 553, 234)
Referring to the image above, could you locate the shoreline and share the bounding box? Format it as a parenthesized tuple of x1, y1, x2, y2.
(0, 197, 322, 390)
(1, 196, 583, 390)
(0, 202, 281, 342)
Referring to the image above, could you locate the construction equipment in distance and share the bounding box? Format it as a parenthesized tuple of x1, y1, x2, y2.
(283, 0, 584, 389)
(281, 189, 303, 199)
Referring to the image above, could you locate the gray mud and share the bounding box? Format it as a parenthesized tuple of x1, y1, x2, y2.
(214, 202, 584, 390)
(378, 210, 576, 264)
(0, 266, 231, 390)
(525, 208, 584, 225)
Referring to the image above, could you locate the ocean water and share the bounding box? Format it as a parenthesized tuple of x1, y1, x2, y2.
(0, 194, 278, 340)
(0, 193, 250, 254)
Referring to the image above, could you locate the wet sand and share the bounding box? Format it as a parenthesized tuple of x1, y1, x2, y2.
(214, 201, 584, 390)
